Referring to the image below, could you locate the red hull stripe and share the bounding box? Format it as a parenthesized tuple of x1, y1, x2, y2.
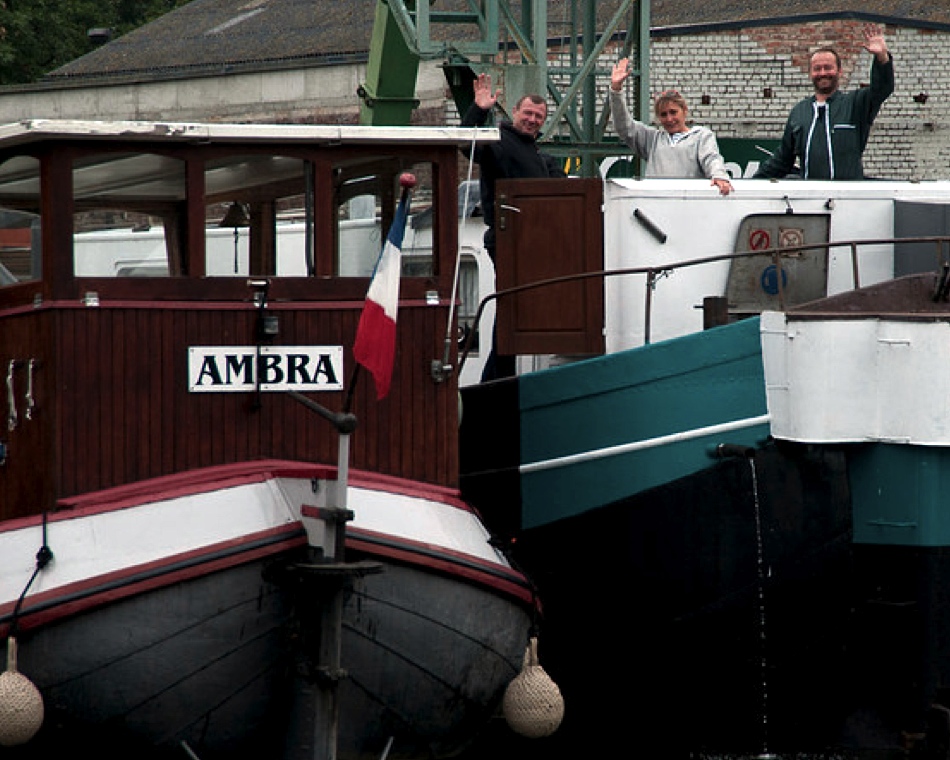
(347, 529, 535, 606)
(1, 525, 307, 635)
(0, 462, 532, 633)
(1, 523, 535, 636)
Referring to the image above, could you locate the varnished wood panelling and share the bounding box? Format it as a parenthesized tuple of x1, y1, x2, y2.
(1, 140, 465, 519)
(37, 301, 458, 511)
(495, 178, 605, 356)
(0, 311, 56, 520)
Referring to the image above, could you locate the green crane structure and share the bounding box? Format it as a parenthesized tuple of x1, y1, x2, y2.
(357, 0, 650, 178)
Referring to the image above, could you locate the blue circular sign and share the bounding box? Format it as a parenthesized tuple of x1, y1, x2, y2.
(760, 265, 787, 295)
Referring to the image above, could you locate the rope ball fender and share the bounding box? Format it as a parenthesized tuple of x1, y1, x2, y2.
(502, 636, 564, 738)
(0, 637, 44, 746)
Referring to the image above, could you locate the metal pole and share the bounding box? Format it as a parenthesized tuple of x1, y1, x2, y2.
(283, 394, 358, 760)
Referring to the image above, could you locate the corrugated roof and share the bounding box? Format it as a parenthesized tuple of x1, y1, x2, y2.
(45, 0, 950, 82)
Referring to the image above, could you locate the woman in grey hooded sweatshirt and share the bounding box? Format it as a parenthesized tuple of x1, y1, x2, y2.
(608, 57, 733, 195)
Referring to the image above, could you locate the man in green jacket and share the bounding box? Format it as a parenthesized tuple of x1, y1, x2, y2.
(754, 25, 893, 180)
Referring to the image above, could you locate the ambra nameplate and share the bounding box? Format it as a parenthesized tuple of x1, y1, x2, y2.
(189, 346, 344, 392)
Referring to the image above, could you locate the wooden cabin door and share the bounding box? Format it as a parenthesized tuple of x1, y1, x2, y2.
(494, 177, 604, 356)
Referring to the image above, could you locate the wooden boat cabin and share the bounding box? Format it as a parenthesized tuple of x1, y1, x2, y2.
(0, 120, 496, 522)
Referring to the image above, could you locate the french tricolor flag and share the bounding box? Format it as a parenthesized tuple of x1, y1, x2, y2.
(353, 175, 414, 400)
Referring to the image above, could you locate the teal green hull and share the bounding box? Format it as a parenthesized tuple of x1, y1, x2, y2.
(519, 317, 769, 529)
(851, 444, 950, 547)
(459, 314, 950, 756)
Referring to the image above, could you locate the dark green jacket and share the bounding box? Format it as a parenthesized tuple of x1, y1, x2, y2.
(754, 54, 894, 180)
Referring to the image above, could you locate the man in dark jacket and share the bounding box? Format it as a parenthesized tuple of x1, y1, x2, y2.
(461, 73, 565, 380)
(754, 25, 893, 180)
(462, 73, 565, 255)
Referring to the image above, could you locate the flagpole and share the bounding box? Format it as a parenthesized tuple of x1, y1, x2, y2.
(348, 172, 415, 405)
(343, 364, 361, 415)
(435, 130, 480, 383)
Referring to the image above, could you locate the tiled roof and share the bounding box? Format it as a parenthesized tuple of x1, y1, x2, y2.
(47, 0, 380, 80)
(46, 0, 949, 81)
(651, 0, 950, 29)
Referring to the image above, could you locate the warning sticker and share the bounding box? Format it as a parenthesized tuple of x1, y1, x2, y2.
(779, 227, 805, 248)
(748, 228, 771, 250)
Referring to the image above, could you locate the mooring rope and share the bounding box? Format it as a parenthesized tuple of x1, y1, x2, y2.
(7, 512, 53, 638)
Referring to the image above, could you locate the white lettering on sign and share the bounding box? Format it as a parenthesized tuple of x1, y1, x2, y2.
(188, 346, 344, 392)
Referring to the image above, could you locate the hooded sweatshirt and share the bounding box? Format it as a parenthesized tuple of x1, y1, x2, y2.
(608, 90, 731, 182)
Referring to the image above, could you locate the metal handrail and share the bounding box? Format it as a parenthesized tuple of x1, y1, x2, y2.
(458, 235, 950, 372)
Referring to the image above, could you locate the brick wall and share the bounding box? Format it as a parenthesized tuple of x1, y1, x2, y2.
(612, 21, 950, 180)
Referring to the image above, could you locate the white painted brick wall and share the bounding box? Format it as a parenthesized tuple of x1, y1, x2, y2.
(604, 22, 950, 180)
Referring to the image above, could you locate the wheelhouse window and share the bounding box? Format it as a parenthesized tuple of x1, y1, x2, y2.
(72, 152, 186, 277)
(205, 154, 309, 277)
(0, 141, 454, 291)
(334, 159, 435, 278)
(0, 156, 41, 286)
